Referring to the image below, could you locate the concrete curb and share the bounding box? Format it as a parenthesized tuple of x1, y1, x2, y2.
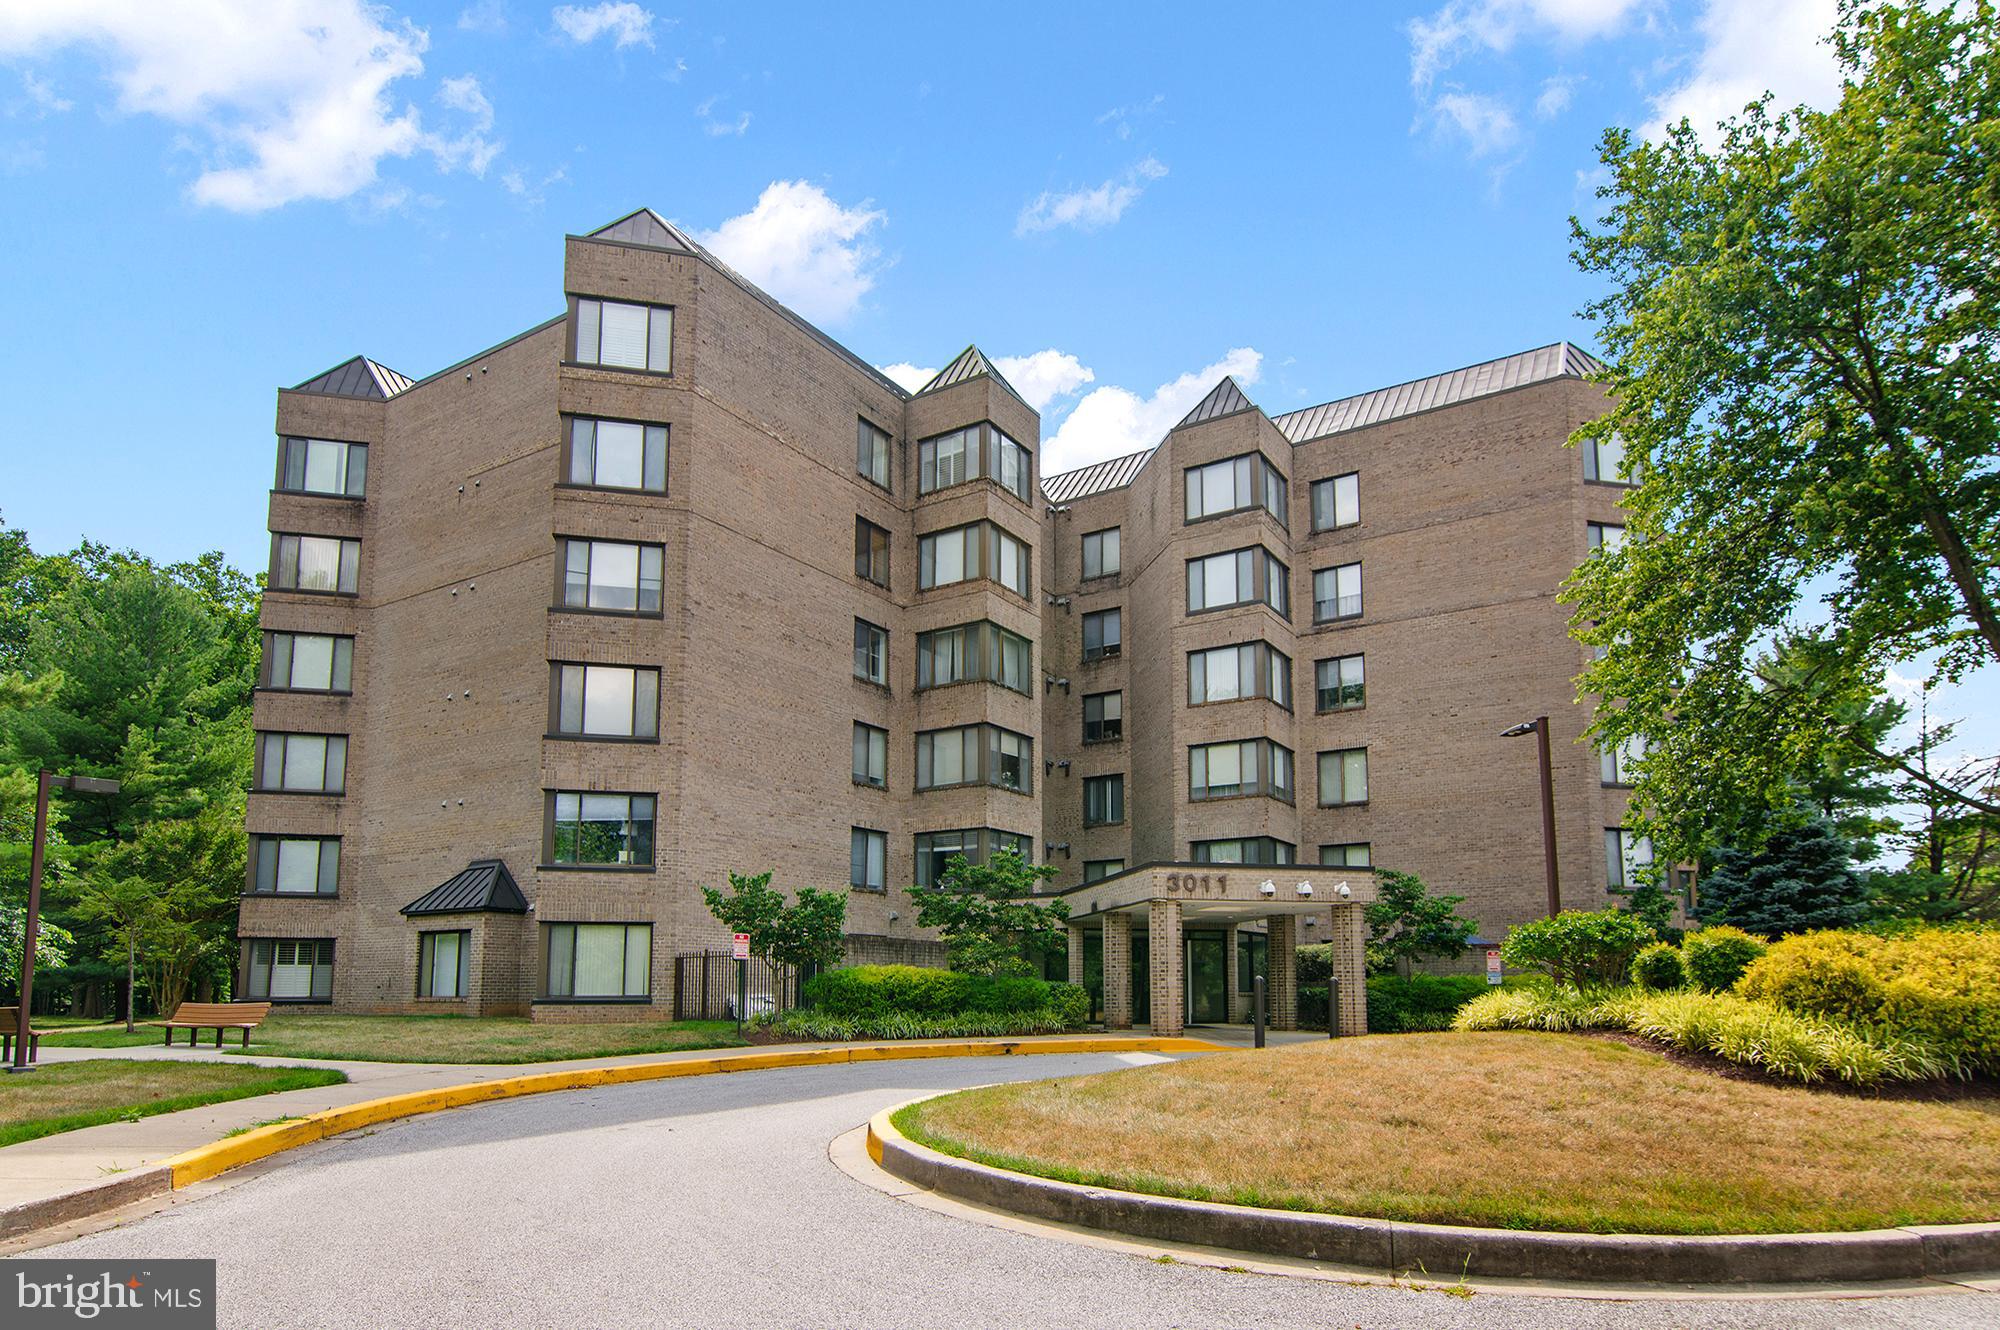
(866, 1106, 2000, 1286)
(0, 1036, 1223, 1243)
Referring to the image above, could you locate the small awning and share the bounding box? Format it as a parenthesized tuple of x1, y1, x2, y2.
(401, 860, 529, 917)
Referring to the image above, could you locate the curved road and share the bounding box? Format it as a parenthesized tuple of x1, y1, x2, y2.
(30, 1053, 1993, 1329)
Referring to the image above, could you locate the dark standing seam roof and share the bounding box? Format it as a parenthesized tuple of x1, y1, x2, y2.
(1175, 375, 1257, 428)
(400, 860, 529, 917)
(588, 207, 693, 251)
(1041, 447, 1157, 504)
(1270, 341, 1603, 444)
(914, 345, 1033, 413)
(290, 355, 414, 399)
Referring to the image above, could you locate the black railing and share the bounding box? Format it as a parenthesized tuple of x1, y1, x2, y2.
(672, 950, 804, 1021)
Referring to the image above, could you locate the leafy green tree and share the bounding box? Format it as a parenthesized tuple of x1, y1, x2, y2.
(1699, 816, 1873, 936)
(1567, 0, 2000, 865)
(701, 871, 849, 980)
(1362, 869, 1477, 976)
(906, 849, 1065, 977)
(74, 875, 157, 1032)
(1501, 909, 1655, 989)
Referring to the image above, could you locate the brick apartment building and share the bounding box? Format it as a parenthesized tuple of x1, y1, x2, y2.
(239, 207, 1646, 1023)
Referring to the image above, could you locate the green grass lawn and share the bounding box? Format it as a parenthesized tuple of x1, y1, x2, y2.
(0, 1061, 347, 1148)
(47, 1013, 748, 1063)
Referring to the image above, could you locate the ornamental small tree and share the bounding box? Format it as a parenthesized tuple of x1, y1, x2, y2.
(906, 848, 1064, 977)
(702, 871, 848, 984)
(1363, 869, 1477, 976)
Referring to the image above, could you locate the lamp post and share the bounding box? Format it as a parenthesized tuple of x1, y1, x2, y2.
(1501, 718, 1561, 918)
(11, 770, 121, 1073)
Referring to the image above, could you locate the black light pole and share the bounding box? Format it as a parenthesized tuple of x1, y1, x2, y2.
(1501, 719, 1561, 918)
(11, 771, 121, 1073)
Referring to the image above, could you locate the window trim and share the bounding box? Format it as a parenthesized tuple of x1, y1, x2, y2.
(1083, 773, 1126, 828)
(566, 293, 674, 376)
(416, 929, 472, 1000)
(914, 620, 1034, 695)
(553, 536, 666, 618)
(1185, 545, 1290, 618)
(544, 789, 658, 869)
(253, 731, 348, 795)
(269, 533, 361, 598)
(245, 834, 341, 897)
(914, 723, 1035, 796)
(242, 937, 335, 1004)
(1184, 451, 1289, 527)
(912, 827, 1035, 888)
(1317, 746, 1370, 807)
(558, 414, 670, 495)
(1312, 561, 1364, 625)
(538, 920, 655, 1004)
(1186, 640, 1293, 710)
(1081, 607, 1123, 662)
(274, 436, 368, 500)
(1309, 472, 1360, 533)
(258, 631, 355, 696)
(1187, 737, 1295, 805)
(916, 519, 1033, 600)
(916, 420, 1035, 505)
(547, 662, 661, 742)
(1314, 653, 1366, 714)
(1189, 837, 1296, 866)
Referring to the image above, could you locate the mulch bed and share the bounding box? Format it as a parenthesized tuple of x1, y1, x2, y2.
(1580, 1029, 2000, 1104)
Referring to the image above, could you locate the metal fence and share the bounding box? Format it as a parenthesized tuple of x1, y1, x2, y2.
(672, 950, 802, 1021)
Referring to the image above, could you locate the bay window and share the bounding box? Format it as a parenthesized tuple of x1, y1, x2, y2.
(244, 939, 333, 1002)
(255, 732, 347, 793)
(271, 534, 360, 595)
(1185, 452, 1287, 524)
(564, 417, 668, 493)
(918, 422, 1033, 502)
(261, 632, 353, 693)
(918, 520, 1031, 598)
(1188, 738, 1293, 802)
(1187, 546, 1289, 615)
(557, 538, 664, 614)
(916, 621, 1031, 693)
(417, 930, 471, 999)
(913, 828, 1034, 888)
(277, 437, 367, 498)
(1188, 641, 1291, 708)
(248, 835, 340, 895)
(1192, 838, 1294, 865)
(915, 723, 1033, 794)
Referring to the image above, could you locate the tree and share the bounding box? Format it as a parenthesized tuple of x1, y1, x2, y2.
(905, 849, 1065, 977)
(701, 871, 849, 981)
(1876, 686, 1999, 920)
(1362, 869, 1476, 976)
(1567, 1, 2000, 865)
(74, 875, 156, 1032)
(1698, 815, 1873, 936)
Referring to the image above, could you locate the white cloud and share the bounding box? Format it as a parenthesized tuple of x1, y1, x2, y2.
(551, 2, 655, 49)
(1043, 348, 1263, 476)
(458, 1, 508, 33)
(1649, 0, 1841, 139)
(1409, 0, 1644, 89)
(878, 362, 935, 393)
(1535, 73, 1581, 118)
(1096, 92, 1164, 141)
(16, 71, 72, 117)
(1428, 90, 1520, 156)
(695, 94, 749, 137)
(431, 74, 500, 175)
(993, 350, 1095, 413)
(695, 181, 886, 326)
(1016, 157, 1166, 236)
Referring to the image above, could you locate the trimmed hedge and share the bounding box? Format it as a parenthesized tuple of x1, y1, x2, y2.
(801, 965, 1090, 1034)
(1682, 926, 1766, 993)
(1631, 942, 1688, 991)
(756, 1008, 1082, 1041)
(1366, 974, 1493, 1032)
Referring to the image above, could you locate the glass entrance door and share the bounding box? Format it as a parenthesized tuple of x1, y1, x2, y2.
(1184, 930, 1228, 1024)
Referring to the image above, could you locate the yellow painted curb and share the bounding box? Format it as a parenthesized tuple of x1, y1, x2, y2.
(159, 1037, 1225, 1188)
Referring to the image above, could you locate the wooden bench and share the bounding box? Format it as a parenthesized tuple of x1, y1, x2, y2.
(0, 1007, 40, 1064)
(162, 1002, 273, 1048)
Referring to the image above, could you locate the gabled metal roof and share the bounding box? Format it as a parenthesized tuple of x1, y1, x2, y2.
(400, 859, 529, 917)
(1042, 447, 1157, 504)
(1175, 375, 1257, 429)
(588, 207, 694, 251)
(915, 345, 1030, 411)
(290, 355, 414, 399)
(1272, 342, 1603, 443)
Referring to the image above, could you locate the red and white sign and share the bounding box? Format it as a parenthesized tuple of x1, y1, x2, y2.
(732, 933, 751, 961)
(1486, 948, 1503, 985)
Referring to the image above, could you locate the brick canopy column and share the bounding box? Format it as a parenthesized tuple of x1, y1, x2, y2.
(1148, 899, 1184, 1037)
(1102, 914, 1133, 1029)
(1267, 914, 1299, 1031)
(1332, 904, 1368, 1037)
(1066, 923, 1086, 990)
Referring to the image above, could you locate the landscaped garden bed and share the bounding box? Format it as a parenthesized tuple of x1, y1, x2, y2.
(751, 965, 1088, 1042)
(0, 1060, 347, 1148)
(41, 1014, 745, 1064)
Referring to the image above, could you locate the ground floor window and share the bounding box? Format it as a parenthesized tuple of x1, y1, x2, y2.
(418, 930, 471, 998)
(1236, 931, 1269, 993)
(542, 922, 651, 999)
(245, 939, 334, 1001)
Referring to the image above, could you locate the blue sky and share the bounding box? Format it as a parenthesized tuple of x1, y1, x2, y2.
(1, 0, 1988, 788)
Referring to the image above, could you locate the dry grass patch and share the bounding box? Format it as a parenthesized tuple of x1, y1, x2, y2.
(0, 1061, 346, 1148)
(896, 1032, 2000, 1235)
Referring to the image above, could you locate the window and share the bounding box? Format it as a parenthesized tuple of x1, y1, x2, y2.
(918, 521, 1030, 597)
(572, 297, 672, 372)
(1084, 859, 1125, 882)
(918, 423, 1032, 502)
(1185, 453, 1287, 524)
(564, 418, 667, 492)
(271, 534, 359, 595)
(1192, 838, 1294, 865)
(1320, 843, 1372, 868)
(1082, 691, 1123, 743)
(855, 517, 891, 587)
(557, 538, 664, 614)
(913, 828, 1033, 888)
(1319, 747, 1369, 806)
(261, 632, 353, 693)
(1587, 521, 1626, 553)
(1082, 608, 1122, 661)
(1583, 432, 1631, 484)
(853, 722, 888, 787)
(245, 939, 334, 1001)
(1084, 774, 1125, 827)
(1606, 827, 1655, 891)
(1189, 739, 1293, 802)
(1082, 527, 1121, 579)
(551, 664, 660, 739)
(543, 922, 652, 999)
(853, 619, 889, 687)
(915, 724, 1034, 794)
(857, 418, 892, 490)
(1186, 547, 1289, 615)
(248, 836, 339, 895)
(1601, 734, 1646, 786)
(277, 437, 367, 498)
(255, 733, 347, 793)
(1187, 642, 1291, 708)
(1313, 562, 1363, 622)
(1315, 654, 1365, 712)
(850, 828, 887, 891)
(1236, 932, 1269, 993)
(1310, 473, 1358, 531)
(417, 930, 470, 999)
(916, 622, 1031, 693)
(549, 792, 655, 866)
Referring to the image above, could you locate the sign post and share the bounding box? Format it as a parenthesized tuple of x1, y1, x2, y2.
(732, 933, 751, 1036)
(1486, 948, 1503, 986)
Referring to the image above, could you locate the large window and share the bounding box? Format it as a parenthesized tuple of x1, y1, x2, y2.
(1082, 608, 1122, 661)
(248, 835, 339, 895)
(1583, 432, 1631, 484)
(557, 538, 664, 614)
(1192, 838, 1294, 865)
(1187, 547, 1289, 615)
(918, 423, 1032, 502)
(572, 297, 672, 373)
(918, 520, 1030, 597)
(857, 418, 892, 490)
(850, 827, 887, 891)
(916, 621, 1031, 693)
(1320, 843, 1372, 868)
(1318, 747, 1369, 806)
(1606, 827, 1655, 891)
(551, 664, 660, 739)
(548, 792, 655, 866)
(1587, 521, 1627, 553)
(1084, 774, 1125, 827)
(564, 418, 667, 492)
(1313, 562, 1363, 622)
(853, 618, 889, 686)
(1189, 739, 1293, 802)
(271, 534, 359, 595)
(261, 632, 353, 693)
(1315, 654, 1365, 712)
(1185, 452, 1287, 525)
(244, 939, 333, 1002)
(277, 437, 367, 498)
(854, 517, 891, 587)
(853, 722, 888, 787)
(255, 733, 346, 793)
(1601, 734, 1646, 786)
(1188, 641, 1291, 708)
(916, 724, 1033, 794)
(1310, 473, 1358, 531)
(1237, 932, 1269, 994)
(1083, 859, 1125, 883)
(1083, 690, 1123, 743)
(542, 922, 652, 999)
(1082, 527, 1120, 579)
(417, 930, 470, 999)
(913, 828, 1033, 888)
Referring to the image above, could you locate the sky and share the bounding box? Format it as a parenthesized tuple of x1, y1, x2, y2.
(0, 0, 1989, 791)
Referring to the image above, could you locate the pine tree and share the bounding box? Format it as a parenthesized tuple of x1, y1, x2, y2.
(1698, 816, 1872, 936)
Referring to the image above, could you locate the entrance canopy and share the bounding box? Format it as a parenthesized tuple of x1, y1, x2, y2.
(1059, 862, 1379, 924)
